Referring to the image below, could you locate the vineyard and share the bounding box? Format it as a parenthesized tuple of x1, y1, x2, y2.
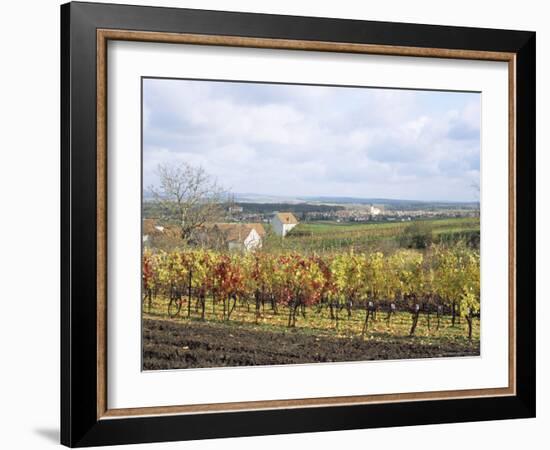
(261, 217, 480, 254)
(142, 243, 480, 342)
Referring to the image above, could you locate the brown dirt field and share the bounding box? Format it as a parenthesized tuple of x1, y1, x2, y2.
(142, 318, 480, 370)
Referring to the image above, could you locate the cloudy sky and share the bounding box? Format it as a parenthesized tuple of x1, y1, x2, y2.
(143, 78, 480, 202)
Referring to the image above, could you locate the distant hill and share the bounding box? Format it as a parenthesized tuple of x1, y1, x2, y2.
(233, 193, 479, 210)
(143, 191, 479, 211)
(236, 202, 345, 214)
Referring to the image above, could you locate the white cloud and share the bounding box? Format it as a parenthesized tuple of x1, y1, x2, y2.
(143, 79, 480, 201)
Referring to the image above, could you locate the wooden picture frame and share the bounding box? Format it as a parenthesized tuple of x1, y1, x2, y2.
(61, 1, 535, 447)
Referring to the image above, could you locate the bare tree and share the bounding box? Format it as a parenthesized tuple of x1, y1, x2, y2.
(148, 162, 228, 242)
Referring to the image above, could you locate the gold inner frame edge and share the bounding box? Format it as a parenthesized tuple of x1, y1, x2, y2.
(96, 29, 517, 420)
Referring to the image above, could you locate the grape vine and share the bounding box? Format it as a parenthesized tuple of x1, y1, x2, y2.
(143, 244, 479, 338)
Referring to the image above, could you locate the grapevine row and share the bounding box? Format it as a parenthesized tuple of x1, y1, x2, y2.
(143, 244, 480, 339)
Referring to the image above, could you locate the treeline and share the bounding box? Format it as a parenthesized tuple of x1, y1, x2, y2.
(142, 200, 345, 220)
(142, 243, 480, 339)
(234, 202, 345, 214)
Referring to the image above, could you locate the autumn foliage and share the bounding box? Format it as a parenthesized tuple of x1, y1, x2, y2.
(143, 244, 479, 337)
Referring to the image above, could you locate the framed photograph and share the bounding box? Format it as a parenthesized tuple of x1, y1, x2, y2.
(61, 1, 535, 447)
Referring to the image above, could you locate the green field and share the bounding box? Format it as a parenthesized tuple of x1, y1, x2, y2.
(263, 217, 480, 253)
(295, 217, 479, 234)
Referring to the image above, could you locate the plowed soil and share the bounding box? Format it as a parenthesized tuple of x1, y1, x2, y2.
(143, 318, 480, 370)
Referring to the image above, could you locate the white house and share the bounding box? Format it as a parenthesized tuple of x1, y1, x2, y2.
(369, 205, 382, 216)
(271, 212, 298, 237)
(210, 223, 266, 252)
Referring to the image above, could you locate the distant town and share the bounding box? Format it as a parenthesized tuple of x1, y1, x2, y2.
(221, 200, 479, 225)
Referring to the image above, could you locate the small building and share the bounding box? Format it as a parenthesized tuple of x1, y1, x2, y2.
(368, 205, 384, 216)
(142, 219, 182, 249)
(369, 206, 381, 216)
(209, 223, 265, 252)
(271, 212, 298, 237)
(142, 218, 166, 243)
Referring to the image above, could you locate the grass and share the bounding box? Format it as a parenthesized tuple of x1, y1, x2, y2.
(263, 217, 480, 253)
(143, 295, 480, 346)
(293, 217, 479, 235)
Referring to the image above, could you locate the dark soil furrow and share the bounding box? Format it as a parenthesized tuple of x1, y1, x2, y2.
(143, 318, 480, 370)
